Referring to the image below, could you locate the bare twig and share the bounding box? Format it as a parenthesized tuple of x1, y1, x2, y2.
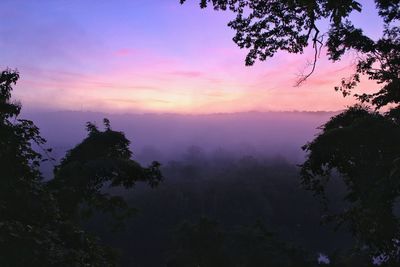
(295, 28, 325, 87)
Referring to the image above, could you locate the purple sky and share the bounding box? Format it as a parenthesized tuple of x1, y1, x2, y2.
(0, 0, 382, 113)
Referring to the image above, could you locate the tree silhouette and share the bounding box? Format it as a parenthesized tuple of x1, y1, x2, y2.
(49, 119, 162, 226)
(0, 69, 115, 266)
(181, 0, 399, 88)
(0, 69, 162, 266)
(301, 105, 400, 261)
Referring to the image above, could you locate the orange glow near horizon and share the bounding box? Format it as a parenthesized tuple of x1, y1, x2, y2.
(13, 48, 377, 114)
(1, 0, 381, 114)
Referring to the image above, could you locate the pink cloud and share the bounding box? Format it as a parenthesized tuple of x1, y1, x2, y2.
(113, 48, 138, 57)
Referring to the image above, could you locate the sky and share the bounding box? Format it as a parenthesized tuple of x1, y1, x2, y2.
(0, 0, 383, 114)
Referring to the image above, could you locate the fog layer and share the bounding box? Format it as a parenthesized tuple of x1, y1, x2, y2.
(24, 110, 336, 167)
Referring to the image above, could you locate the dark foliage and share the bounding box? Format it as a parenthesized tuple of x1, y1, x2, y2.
(49, 119, 162, 226)
(181, 0, 399, 94)
(181, 0, 362, 66)
(301, 105, 400, 263)
(167, 218, 313, 267)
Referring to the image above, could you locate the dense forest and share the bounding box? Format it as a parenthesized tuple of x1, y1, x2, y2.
(88, 151, 353, 266)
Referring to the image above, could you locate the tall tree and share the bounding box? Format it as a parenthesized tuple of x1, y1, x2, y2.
(301, 105, 400, 263)
(49, 119, 162, 227)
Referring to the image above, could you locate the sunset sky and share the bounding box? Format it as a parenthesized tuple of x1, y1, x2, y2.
(0, 0, 382, 114)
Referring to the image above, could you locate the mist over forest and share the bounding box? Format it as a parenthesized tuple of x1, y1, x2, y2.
(25, 110, 336, 169)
